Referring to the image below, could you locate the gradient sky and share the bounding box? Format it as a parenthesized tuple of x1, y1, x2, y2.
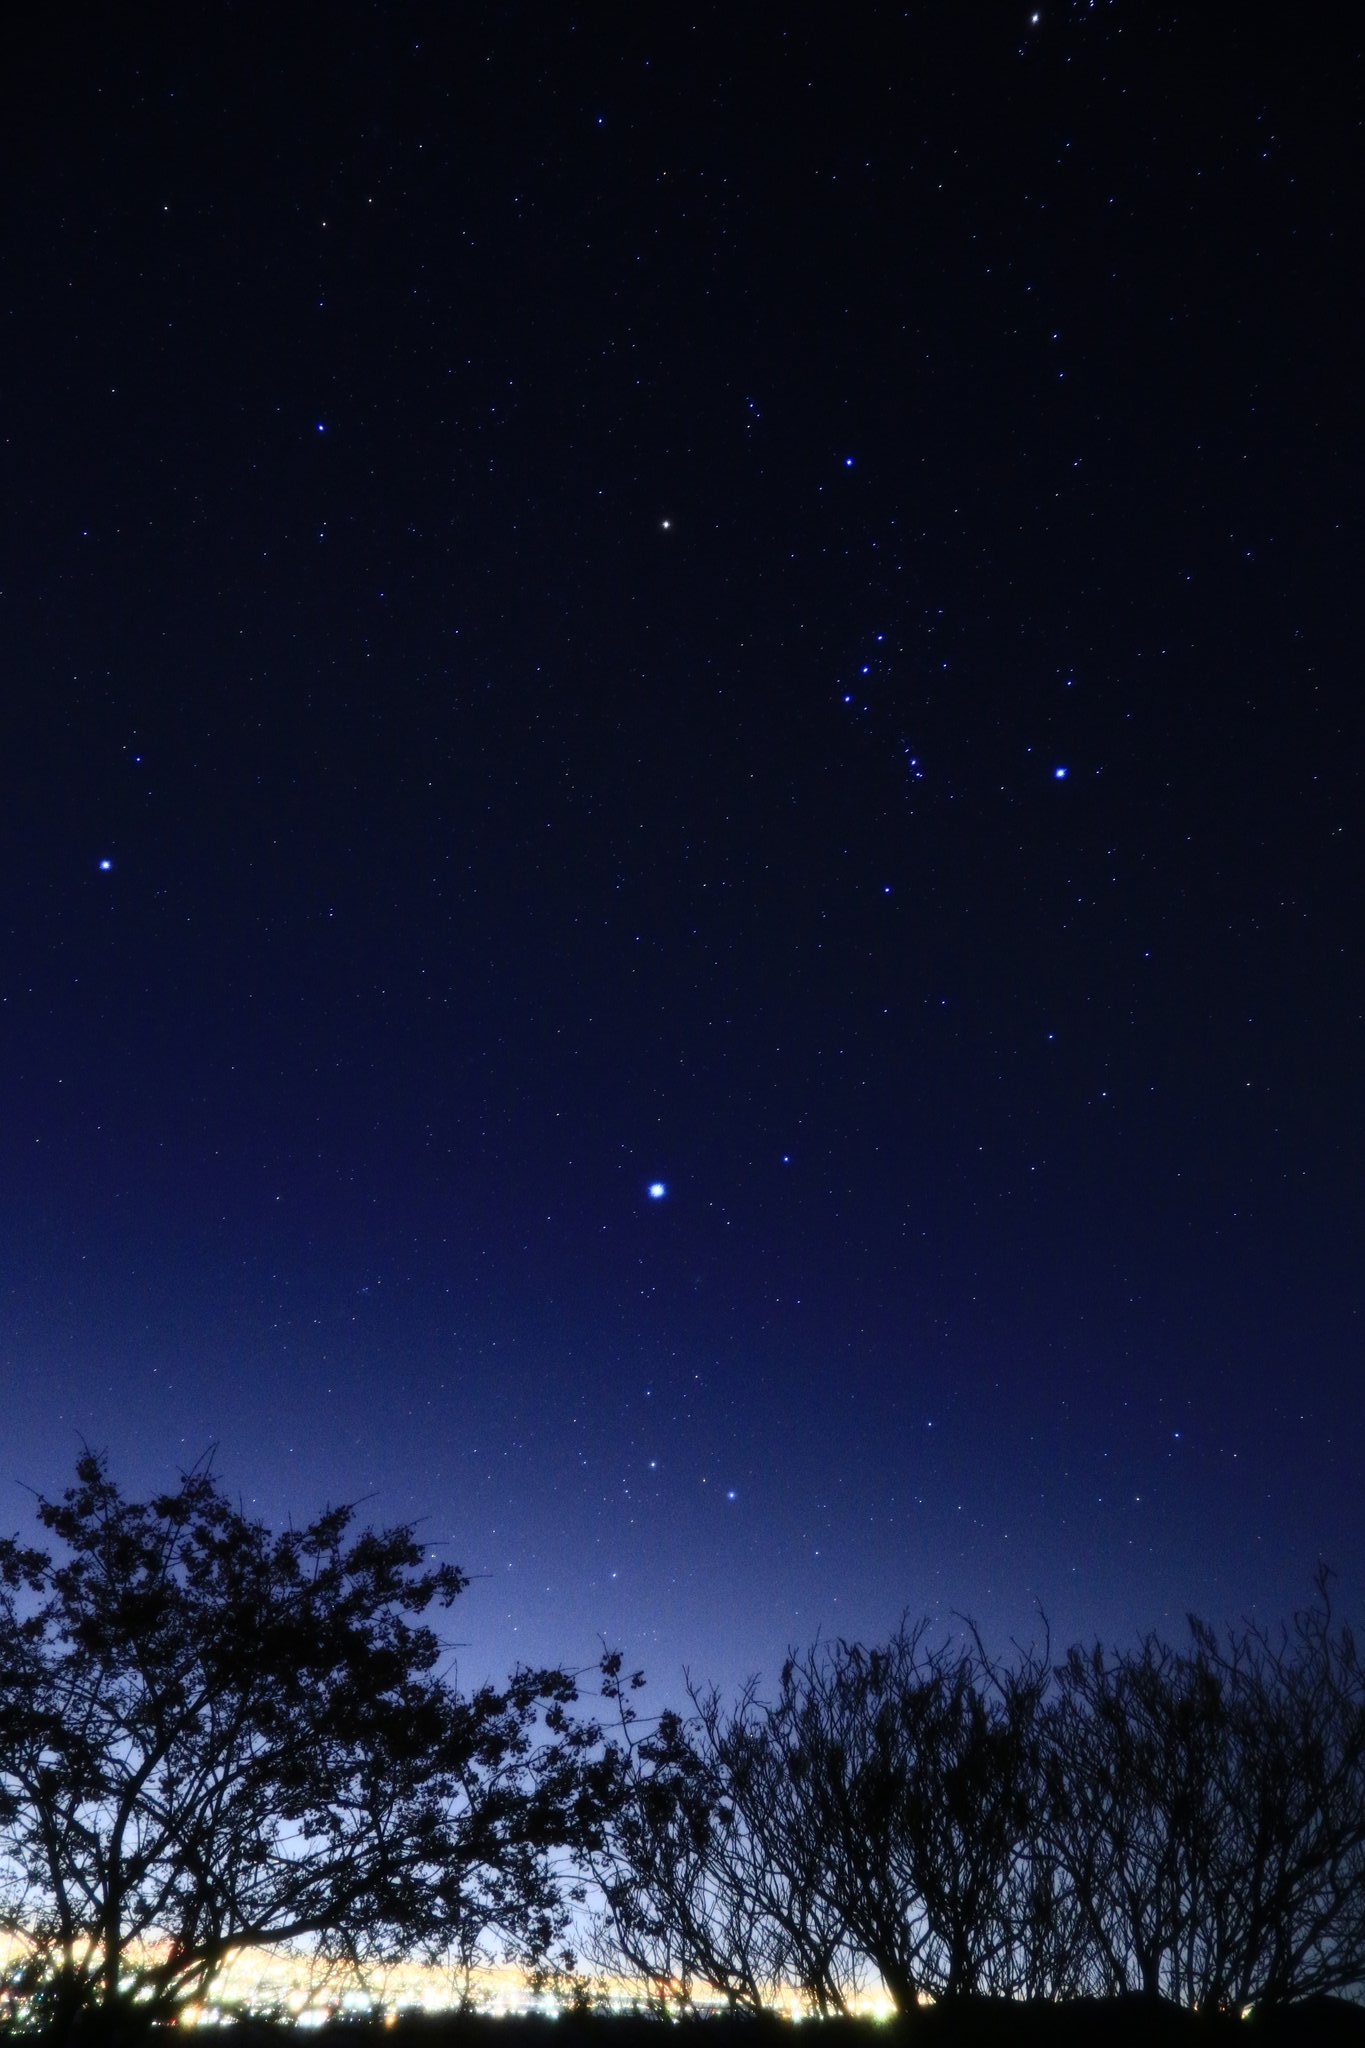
(3, 3, 1360, 1702)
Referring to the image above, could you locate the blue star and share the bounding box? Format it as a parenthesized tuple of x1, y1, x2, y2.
(98, 858, 113, 871)
(647, 1182, 667, 1200)
(1054, 765, 1068, 780)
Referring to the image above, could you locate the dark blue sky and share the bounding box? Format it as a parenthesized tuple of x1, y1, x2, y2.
(3, 2, 1360, 1698)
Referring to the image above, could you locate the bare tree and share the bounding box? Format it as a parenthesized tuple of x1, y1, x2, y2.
(691, 1682, 865, 2015)
(1045, 1631, 1224, 2002)
(1185, 1571, 1365, 2010)
(736, 1624, 1059, 2012)
(1043, 1572, 1365, 2012)
(586, 1665, 796, 2012)
(590, 1585, 1365, 2020)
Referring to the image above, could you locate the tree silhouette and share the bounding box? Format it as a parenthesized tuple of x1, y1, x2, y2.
(750, 1626, 1059, 2011)
(1193, 1571, 1365, 2008)
(591, 1625, 1061, 2017)
(7, 1460, 1360, 2029)
(1045, 1571, 1365, 2010)
(588, 1661, 861, 2015)
(591, 1592, 1365, 2018)
(0, 1453, 600, 2032)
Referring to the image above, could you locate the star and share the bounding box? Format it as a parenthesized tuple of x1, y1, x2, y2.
(98, 858, 113, 871)
(647, 1182, 667, 1200)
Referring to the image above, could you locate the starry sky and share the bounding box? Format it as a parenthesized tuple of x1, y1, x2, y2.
(3, 3, 1361, 1697)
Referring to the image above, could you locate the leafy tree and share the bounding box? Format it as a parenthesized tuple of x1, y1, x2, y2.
(0, 1453, 601, 2032)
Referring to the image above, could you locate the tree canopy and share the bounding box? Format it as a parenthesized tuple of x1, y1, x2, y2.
(0, 1453, 603, 2031)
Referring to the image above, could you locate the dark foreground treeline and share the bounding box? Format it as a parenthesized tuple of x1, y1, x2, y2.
(593, 1604, 1365, 2016)
(21, 2009, 1365, 2048)
(2, 1458, 1363, 2034)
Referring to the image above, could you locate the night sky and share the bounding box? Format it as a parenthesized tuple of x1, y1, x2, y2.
(4, 3, 1361, 1699)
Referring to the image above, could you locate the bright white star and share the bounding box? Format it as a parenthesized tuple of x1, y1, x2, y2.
(647, 1182, 667, 1200)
